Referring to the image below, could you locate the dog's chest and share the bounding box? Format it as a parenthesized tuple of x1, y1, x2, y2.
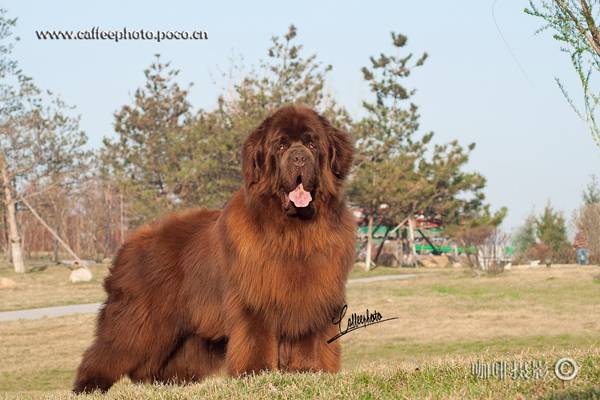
(233, 249, 345, 329)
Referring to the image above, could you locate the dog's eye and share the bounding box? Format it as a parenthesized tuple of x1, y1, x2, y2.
(308, 142, 316, 150)
(278, 143, 287, 151)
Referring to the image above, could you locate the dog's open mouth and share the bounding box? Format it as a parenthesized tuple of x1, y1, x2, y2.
(288, 183, 312, 208)
(283, 175, 314, 210)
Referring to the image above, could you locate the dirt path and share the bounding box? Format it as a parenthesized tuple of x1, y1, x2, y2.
(0, 274, 420, 322)
(347, 273, 418, 285)
(0, 303, 102, 322)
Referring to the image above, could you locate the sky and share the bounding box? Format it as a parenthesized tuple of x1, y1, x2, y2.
(4, 0, 599, 234)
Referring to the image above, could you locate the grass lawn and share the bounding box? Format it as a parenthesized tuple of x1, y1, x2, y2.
(347, 264, 431, 279)
(0, 263, 110, 311)
(0, 264, 599, 398)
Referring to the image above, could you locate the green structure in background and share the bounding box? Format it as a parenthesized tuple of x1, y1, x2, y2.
(356, 225, 513, 256)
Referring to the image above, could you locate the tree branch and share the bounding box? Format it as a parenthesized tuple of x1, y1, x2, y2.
(555, 0, 600, 56)
(579, 0, 600, 55)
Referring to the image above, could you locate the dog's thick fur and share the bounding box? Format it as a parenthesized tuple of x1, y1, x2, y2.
(73, 105, 355, 393)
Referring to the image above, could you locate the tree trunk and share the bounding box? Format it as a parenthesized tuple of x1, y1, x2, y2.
(373, 229, 391, 265)
(6, 202, 25, 273)
(103, 185, 112, 259)
(407, 216, 417, 266)
(365, 213, 374, 271)
(0, 152, 25, 273)
(53, 237, 59, 263)
(120, 192, 125, 245)
(3, 208, 10, 262)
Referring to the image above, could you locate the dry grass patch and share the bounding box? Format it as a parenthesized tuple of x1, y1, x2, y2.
(0, 264, 109, 311)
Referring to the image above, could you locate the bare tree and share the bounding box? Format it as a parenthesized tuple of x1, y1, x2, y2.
(479, 228, 510, 273)
(574, 177, 600, 262)
(574, 204, 600, 262)
(526, 1, 600, 147)
(0, 11, 90, 272)
(0, 9, 39, 272)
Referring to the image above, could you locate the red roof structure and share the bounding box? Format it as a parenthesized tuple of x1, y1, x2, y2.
(573, 232, 588, 249)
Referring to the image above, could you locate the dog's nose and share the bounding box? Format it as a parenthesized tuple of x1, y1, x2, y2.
(290, 149, 308, 167)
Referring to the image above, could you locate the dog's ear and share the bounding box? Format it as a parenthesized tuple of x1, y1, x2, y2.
(242, 116, 272, 188)
(242, 141, 263, 187)
(320, 116, 354, 181)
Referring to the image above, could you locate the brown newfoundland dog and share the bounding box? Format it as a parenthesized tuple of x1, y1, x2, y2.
(73, 105, 355, 393)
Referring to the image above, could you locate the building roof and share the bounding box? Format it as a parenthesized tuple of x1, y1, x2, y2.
(573, 232, 589, 249)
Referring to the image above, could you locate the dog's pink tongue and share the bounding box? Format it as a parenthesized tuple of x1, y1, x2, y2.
(288, 183, 312, 208)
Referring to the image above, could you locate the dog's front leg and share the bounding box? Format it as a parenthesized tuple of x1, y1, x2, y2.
(278, 325, 341, 373)
(225, 305, 278, 376)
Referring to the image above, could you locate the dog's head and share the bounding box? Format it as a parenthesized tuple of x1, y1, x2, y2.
(242, 105, 353, 219)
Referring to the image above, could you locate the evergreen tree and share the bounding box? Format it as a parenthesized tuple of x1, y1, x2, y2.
(536, 201, 569, 253)
(513, 203, 573, 263)
(347, 32, 503, 232)
(512, 212, 537, 256)
(347, 32, 431, 224)
(102, 55, 196, 225)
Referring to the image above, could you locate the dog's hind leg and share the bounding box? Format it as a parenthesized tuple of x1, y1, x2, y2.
(73, 337, 137, 394)
(130, 335, 227, 384)
(73, 297, 183, 393)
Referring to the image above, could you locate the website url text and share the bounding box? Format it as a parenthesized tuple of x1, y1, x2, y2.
(35, 27, 208, 43)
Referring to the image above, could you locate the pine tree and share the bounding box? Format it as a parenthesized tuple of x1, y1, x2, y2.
(102, 55, 195, 225)
(347, 32, 503, 239)
(536, 201, 569, 253)
(513, 212, 537, 256)
(347, 32, 431, 224)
